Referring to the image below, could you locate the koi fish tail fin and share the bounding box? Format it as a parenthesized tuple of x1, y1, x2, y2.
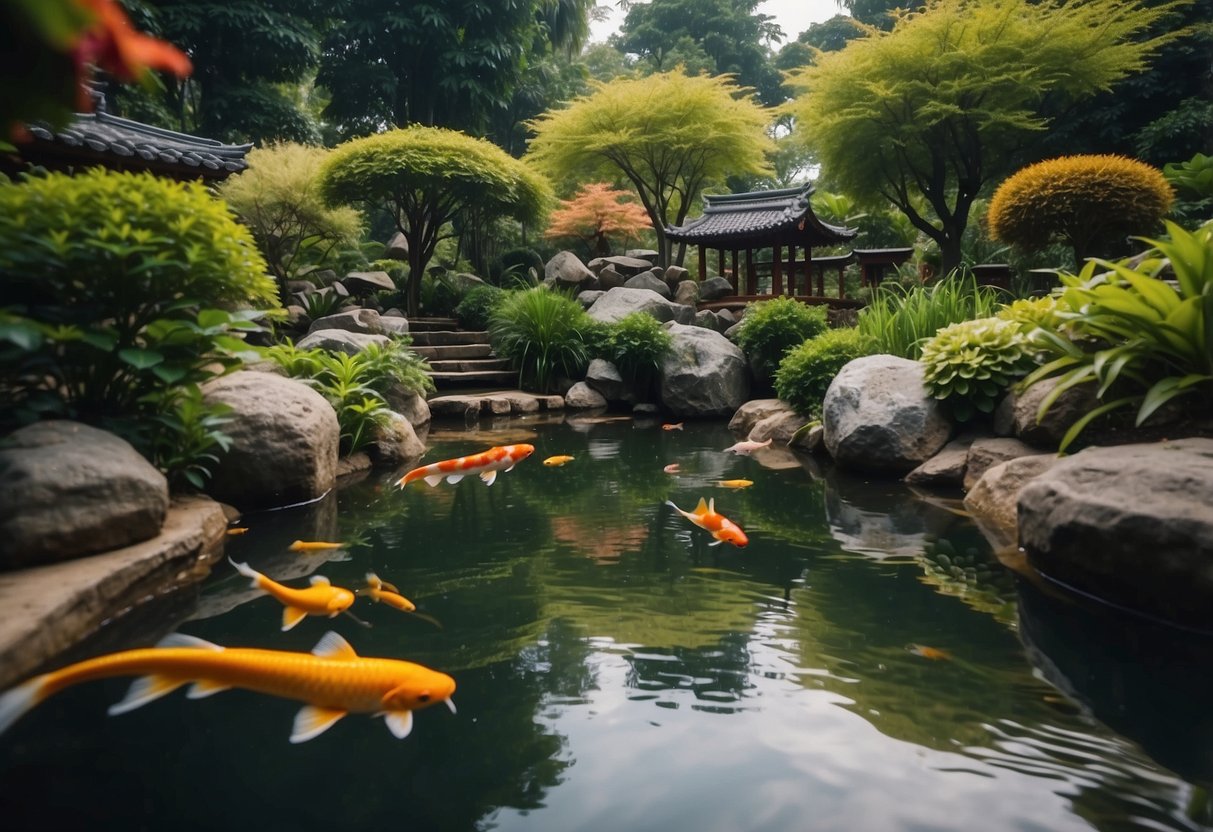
(0, 674, 48, 736)
(665, 500, 681, 513)
(397, 467, 428, 488)
(227, 557, 264, 591)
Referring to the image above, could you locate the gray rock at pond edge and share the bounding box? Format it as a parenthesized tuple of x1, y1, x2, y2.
(343, 271, 396, 295)
(624, 272, 672, 299)
(587, 287, 695, 326)
(962, 453, 1059, 550)
(307, 308, 384, 336)
(546, 251, 597, 289)
(699, 276, 735, 301)
(585, 358, 635, 404)
(0, 421, 169, 569)
(383, 386, 431, 428)
(904, 438, 974, 488)
(658, 323, 750, 418)
(994, 376, 1100, 449)
(728, 399, 789, 436)
(202, 371, 340, 510)
(822, 354, 952, 474)
(565, 381, 608, 410)
(296, 330, 393, 355)
(366, 412, 426, 469)
(963, 437, 1039, 492)
(1018, 438, 1213, 631)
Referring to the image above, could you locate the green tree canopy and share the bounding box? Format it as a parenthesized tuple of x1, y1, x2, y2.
(526, 70, 775, 266)
(319, 126, 551, 315)
(787, 0, 1191, 274)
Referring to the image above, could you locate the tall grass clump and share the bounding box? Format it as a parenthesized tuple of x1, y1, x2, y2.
(490, 287, 594, 392)
(856, 272, 1006, 359)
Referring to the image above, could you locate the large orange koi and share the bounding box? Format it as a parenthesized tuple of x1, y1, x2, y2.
(667, 497, 749, 548)
(229, 558, 356, 631)
(0, 631, 455, 743)
(396, 443, 535, 488)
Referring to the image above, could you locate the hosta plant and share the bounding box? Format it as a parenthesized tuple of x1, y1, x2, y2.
(1021, 220, 1213, 451)
(920, 317, 1038, 421)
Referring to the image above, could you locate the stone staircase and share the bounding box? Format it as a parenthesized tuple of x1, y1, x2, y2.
(407, 317, 519, 389)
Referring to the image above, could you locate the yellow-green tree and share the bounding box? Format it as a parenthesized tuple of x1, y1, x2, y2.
(319, 126, 551, 316)
(527, 70, 774, 266)
(785, 0, 1191, 275)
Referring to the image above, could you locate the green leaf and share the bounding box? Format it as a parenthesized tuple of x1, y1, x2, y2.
(118, 348, 165, 370)
(1058, 396, 1138, 453)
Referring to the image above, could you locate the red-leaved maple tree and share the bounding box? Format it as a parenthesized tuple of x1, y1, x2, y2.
(544, 183, 651, 257)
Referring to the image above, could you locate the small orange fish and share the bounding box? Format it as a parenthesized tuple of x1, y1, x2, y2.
(716, 479, 754, 489)
(723, 437, 772, 455)
(226, 527, 249, 536)
(543, 455, 575, 467)
(907, 644, 951, 661)
(662, 422, 684, 431)
(289, 540, 344, 552)
(229, 558, 355, 631)
(397, 443, 535, 488)
(663, 463, 681, 474)
(361, 573, 416, 613)
(0, 631, 455, 743)
(666, 497, 748, 548)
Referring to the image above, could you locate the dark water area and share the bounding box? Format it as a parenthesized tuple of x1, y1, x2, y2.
(2, 416, 1212, 832)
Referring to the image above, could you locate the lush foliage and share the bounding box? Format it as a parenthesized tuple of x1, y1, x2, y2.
(987, 155, 1174, 265)
(527, 70, 774, 266)
(0, 168, 277, 484)
(218, 143, 363, 294)
(544, 183, 652, 257)
(1165, 152, 1213, 225)
(920, 318, 1037, 421)
(786, 0, 1189, 274)
(456, 285, 509, 332)
(319, 126, 551, 316)
(774, 328, 879, 418)
(594, 312, 673, 397)
(1022, 220, 1213, 451)
(490, 287, 594, 393)
(261, 339, 433, 454)
(856, 274, 1005, 359)
(735, 297, 829, 381)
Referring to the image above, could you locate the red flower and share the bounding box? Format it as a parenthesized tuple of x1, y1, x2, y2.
(73, 0, 191, 92)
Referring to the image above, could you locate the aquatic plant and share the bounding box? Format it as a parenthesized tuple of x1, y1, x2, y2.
(490, 287, 594, 393)
(774, 327, 878, 418)
(856, 273, 1005, 360)
(456, 285, 509, 332)
(734, 296, 829, 382)
(1021, 220, 1213, 451)
(920, 318, 1037, 421)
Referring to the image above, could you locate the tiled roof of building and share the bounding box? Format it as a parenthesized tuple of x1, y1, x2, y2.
(666, 184, 855, 246)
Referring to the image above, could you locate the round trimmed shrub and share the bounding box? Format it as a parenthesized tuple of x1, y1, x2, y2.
(987, 154, 1174, 264)
(735, 296, 829, 381)
(774, 327, 878, 418)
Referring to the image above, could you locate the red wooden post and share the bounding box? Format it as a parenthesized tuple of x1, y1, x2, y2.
(717, 248, 724, 280)
(698, 245, 706, 282)
(785, 245, 796, 295)
(772, 245, 783, 296)
(731, 250, 739, 294)
(745, 248, 754, 296)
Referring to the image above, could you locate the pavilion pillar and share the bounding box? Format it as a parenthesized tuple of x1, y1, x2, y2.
(698, 245, 706, 282)
(772, 245, 782, 297)
(745, 248, 754, 296)
(785, 245, 795, 295)
(731, 250, 739, 294)
(718, 249, 724, 281)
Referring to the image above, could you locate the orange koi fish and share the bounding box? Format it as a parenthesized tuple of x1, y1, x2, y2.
(907, 644, 951, 661)
(543, 455, 575, 467)
(396, 443, 535, 488)
(229, 558, 356, 632)
(666, 497, 749, 548)
(663, 463, 681, 474)
(288, 540, 344, 552)
(0, 631, 455, 743)
(226, 527, 249, 536)
(662, 422, 684, 431)
(716, 479, 754, 489)
(360, 573, 416, 612)
(723, 437, 772, 455)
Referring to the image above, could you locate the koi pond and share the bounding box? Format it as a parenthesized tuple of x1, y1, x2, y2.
(3, 416, 1212, 831)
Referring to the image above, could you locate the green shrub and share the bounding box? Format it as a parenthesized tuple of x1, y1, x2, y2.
(597, 312, 673, 397)
(420, 271, 461, 317)
(1022, 220, 1213, 451)
(490, 287, 593, 393)
(1164, 152, 1213, 225)
(920, 318, 1037, 421)
(857, 273, 1005, 360)
(0, 169, 278, 484)
(735, 297, 829, 381)
(456, 285, 508, 331)
(774, 328, 878, 418)
(492, 247, 545, 286)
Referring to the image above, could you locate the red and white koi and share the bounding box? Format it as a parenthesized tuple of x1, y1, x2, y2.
(396, 443, 535, 488)
(666, 497, 749, 548)
(723, 437, 772, 455)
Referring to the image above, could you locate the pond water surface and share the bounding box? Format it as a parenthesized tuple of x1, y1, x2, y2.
(2, 416, 1212, 832)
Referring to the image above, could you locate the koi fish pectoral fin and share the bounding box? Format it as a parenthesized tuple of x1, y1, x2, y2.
(186, 680, 233, 700)
(708, 539, 724, 547)
(383, 710, 414, 739)
(423, 474, 444, 487)
(282, 606, 309, 632)
(480, 470, 498, 486)
(290, 705, 348, 744)
(108, 675, 188, 716)
(446, 474, 464, 484)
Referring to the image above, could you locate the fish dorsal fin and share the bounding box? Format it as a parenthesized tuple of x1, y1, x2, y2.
(694, 497, 709, 514)
(310, 575, 331, 586)
(383, 710, 414, 739)
(187, 679, 233, 699)
(290, 705, 347, 744)
(312, 631, 358, 660)
(480, 470, 498, 486)
(281, 606, 308, 632)
(708, 498, 716, 514)
(108, 675, 187, 716)
(157, 633, 222, 651)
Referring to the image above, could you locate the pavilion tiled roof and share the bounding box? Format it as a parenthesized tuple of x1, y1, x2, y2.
(666, 184, 855, 246)
(17, 109, 252, 180)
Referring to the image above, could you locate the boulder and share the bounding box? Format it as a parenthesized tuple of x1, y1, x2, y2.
(658, 323, 750, 418)
(564, 382, 608, 410)
(0, 421, 169, 569)
(674, 280, 699, 307)
(962, 454, 1058, 550)
(664, 265, 689, 289)
(822, 355, 952, 474)
(587, 287, 694, 326)
(699, 276, 734, 301)
(586, 257, 607, 274)
(597, 265, 626, 290)
(728, 399, 790, 436)
(383, 386, 431, 428)
(994, 377, 1100, 449)
(286, 279, 315, 296)
(296, 330, 392, 355)
(304, 268, 338, 287)
(577, 290, 605, 309)
(904, 438, 973, 488)
(693, 309, 728, 332)
(601, 255, 654, 276)
(202, 371, 340, 510)
(749, 409, 812, 447)
(378, 316, 410, 337)
(585, 358, 634, 404)
(1018, 438, 1213, 630)
(365, 412, 425, 468)
(626, 249, 659, 263)
(343, 271, 396, 295)
(545, 251, 597, 289)
(307, 308, 384, 336)
(963, 437, 1039, 492)
(384, 232, 409, 260)
(624, 271, 672, 298)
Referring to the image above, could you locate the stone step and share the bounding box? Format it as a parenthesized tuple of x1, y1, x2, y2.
(408, 343, 493, 361)
(407, 317, 460, 332)
(429, 369, 519, 387)
(410, 330, 490, 346)
(427, 358, 513, 373)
